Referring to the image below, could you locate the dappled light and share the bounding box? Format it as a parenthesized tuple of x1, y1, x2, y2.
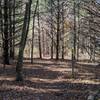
(0, 59, 99, 99)
(0, 0, 100, 99)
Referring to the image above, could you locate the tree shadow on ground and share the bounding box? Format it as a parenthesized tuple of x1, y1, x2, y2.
(0, 79, 99, 100)
(76, 62, 100, 80)
(0, 59, 100, 100)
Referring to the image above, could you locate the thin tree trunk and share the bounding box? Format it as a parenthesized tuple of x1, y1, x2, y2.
(89, 13, 93, 62)
(73, 0, 76, 61)
(61, 2, 65, 59)
(50, 0, 54, 59)
(0, 0, 3, 34)
(72, 0, 76, 78)
(76, 0, 80, 61)
(3, 0, 9, 65)
(42, 27, 45, 57)
(56, 0, 60, 60)
(37, 0, 42, 59)
(16, 0, 32, 81)
(93, 32, 96, 62)
(31, 0, 38, 63)
(12, 0, 16, 59)
(0, 0, 4, 61)
(9, 0, 13, 59)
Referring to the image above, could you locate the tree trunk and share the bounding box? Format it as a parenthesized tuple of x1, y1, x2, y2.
(37, 0, 42, 59)
(50, 0, 54, 59)
(0, 0, 3, 34)
(16, 0, 32, 81)
(3, 0, 9, 65)
(12, 0, 16, 59)
(76, 0, 80, 61)
(56, 0, 60, 60)
(61, 2, 65, 59)
(31, 0, 38, 63)
(9, 0, 14, 59)
(71, 0, 76, 78)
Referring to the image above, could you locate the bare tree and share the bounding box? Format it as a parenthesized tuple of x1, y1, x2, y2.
(16, 0, 32, 81)
(31, 0, 38, 63)
(3, 0, 9, 64)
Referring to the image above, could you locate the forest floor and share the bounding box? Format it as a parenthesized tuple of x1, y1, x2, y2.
(0, 58, 100, 100)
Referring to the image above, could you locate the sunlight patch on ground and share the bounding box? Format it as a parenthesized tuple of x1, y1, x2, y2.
(27, 77, 100, 85)
(26, 77, 61, 83)
(64, 79, 100, 85)
(0, 83, 88, 94)
(77, 62, 99, 66)
(24, 64, 42, 69)
(0, 85, 62, 93)
(78, 72, 95, 76)
(46, 67, 78, 73)
(0, 76, 15, 81)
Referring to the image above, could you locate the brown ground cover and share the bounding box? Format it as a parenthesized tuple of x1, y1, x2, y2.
(0, 59, 99, 100)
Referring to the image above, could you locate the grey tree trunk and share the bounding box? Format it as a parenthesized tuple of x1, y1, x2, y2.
(56, 0, 60, 60)
(3, 0, 10, 65)
(76, 0, 80, 61)
(12, 0, 16, 59)
(61, 2, 65, 59)
(16, 0, 32, 81)
(72, 0, 76, 78)
(37, 0, 42, 59)
(50, 0, 54, 59)
(31, 0, 38, 63)
(8, 0, 13, 59)
(0, 0, 3, 35)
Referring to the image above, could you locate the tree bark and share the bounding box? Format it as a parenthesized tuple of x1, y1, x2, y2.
(3, 0, 9, 65)
(16, 0, 32, 81)
(9, 0, 14, 59)
(61, 2, 65, 59)
(50, 0, 54, 59)
(37, 0, 42, 59)
(31, 0, 38, 63)
(71, 0, 76, 78)
(12, 0, 16, 59)
(76, 0, 80, 61)
(56, 0, 60, 60)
